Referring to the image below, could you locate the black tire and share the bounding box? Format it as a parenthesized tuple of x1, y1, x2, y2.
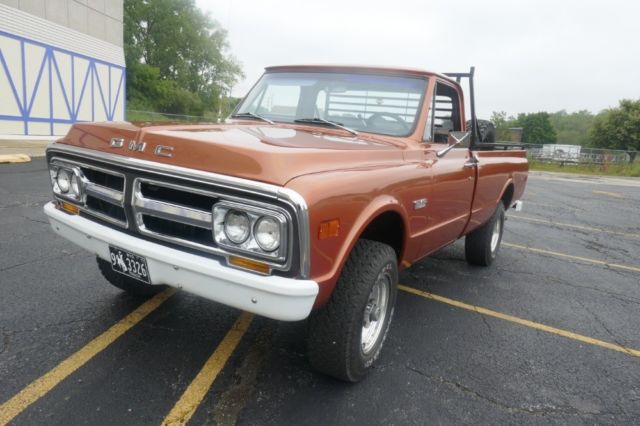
(96, 257, 166, 296)
(466, 119, 496, 143)
(307, 239, 398, 382)
(465, 203, 505, 266)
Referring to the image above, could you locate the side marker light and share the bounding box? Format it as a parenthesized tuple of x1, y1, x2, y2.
(319, 219, 340, 239)
(228, 256, 270, 274)
(60, 201, 80, 215)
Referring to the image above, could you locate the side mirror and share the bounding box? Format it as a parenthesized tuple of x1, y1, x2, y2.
(447, 131, 471, 147)
(437, 131, 471, 158)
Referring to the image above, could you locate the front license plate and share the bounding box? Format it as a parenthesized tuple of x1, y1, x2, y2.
(109, 246, 150, 283)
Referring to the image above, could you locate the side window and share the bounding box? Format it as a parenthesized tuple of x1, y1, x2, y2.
(424, 82, 461, 143)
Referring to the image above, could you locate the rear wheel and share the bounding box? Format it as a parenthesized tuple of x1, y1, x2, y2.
(465, 203, 505, 266)
(307, 239, 398, 382)
(97, 257, 166, 296)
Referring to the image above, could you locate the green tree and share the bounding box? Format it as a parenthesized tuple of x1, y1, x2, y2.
(548, 110, 594, 146)
(589, 99, 640, 151)
(491, 111, 517, 141)
(124, 0, 243, 116)
(516, 112, 557, 144)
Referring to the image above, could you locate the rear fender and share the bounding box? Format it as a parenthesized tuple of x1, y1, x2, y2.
(498, 177, 515, 207)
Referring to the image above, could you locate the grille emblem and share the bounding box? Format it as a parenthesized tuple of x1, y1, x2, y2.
(154, 145, 174, 157)
(110, 138, 124, 147)
(128, 140, 147, 152)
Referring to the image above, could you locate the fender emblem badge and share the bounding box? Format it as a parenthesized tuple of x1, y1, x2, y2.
(413, 198, 428, 210)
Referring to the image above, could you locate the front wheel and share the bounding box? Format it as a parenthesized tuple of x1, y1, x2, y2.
(307, 239, 398, 382)
(465, 203, 505, 266)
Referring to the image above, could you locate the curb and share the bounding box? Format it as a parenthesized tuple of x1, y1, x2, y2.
(0, 154, 32, 164)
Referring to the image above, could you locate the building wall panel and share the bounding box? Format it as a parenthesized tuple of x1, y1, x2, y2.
(0, 3, 125, 136)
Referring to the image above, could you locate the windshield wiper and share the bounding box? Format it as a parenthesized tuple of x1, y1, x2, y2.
(231, 112, 274, 124)
(294, 117, 359, 136)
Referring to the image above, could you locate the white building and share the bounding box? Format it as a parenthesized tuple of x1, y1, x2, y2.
(0, 0, 124, 137)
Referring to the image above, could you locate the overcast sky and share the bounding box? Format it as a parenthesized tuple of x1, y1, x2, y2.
(197, 0, 640, 118)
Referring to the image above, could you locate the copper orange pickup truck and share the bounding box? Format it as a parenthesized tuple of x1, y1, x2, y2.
(44, 65, 528, 382)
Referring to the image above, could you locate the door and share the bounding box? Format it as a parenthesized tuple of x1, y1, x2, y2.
(420, 81, 475, 254)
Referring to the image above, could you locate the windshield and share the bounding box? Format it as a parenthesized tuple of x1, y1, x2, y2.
(234, 72, 428, 137)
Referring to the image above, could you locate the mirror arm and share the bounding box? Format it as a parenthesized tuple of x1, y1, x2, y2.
(436, 131, 470, 158)
(436, 142, 460, 158)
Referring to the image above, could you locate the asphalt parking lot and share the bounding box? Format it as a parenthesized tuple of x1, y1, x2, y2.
(1, 159, 639, 425)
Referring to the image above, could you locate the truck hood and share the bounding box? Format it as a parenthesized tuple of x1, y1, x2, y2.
(57, 122, 407, 186)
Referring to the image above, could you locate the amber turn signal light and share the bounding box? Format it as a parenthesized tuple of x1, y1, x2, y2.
(228, 256, 270, 274)
(318, 219, 340, 239)
(59, 201, 80, 215)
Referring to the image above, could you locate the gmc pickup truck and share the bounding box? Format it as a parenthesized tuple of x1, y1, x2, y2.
(44, 65, 528, 382)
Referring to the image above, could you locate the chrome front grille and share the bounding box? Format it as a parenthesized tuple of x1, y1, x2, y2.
(52, 158, 127, 227)
(79, 165, 126, 227)
(130, 178, 294, 272)
(80, 167, 124, 191)
(48, 145, 310, 277)
(132, 178, 219, 252)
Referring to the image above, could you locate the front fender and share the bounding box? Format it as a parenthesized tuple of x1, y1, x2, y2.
(286, 171, 410, 307)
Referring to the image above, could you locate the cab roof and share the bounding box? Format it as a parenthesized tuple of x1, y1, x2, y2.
(264, 64, 460, 86)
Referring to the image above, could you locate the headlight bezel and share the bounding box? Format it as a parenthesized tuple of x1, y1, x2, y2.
(213, 200, 289, 263)
(70, 173, 83, 198)
(50, 162, 86, 204)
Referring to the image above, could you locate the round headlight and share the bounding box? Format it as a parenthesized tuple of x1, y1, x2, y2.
(56, 169, 71, 193)
(70, 173, 82, 197)
(254, 216, 281, 252)
(224, 210, 250, 244)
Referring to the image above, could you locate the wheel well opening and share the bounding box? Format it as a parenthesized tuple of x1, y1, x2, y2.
(359, 211, 405, 260)
(501, 183, 514, 208)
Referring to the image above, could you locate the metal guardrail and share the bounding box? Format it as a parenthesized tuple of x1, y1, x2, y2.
(521, 144, 638, 165)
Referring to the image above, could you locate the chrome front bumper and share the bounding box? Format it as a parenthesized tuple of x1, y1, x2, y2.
(44, 202, 318, 321)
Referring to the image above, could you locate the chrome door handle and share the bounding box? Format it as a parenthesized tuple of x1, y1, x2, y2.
(463, 161, 477, 168)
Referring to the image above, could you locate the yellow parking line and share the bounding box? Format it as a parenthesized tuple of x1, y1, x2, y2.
(399, 285, 640, 358)
(592, 190, 624, 199)
(0, 154, 31, 164)
(162, 312, 254, 426)
(509, 215, 640, 239)
(503, 243, 640, 273)
(0, 288, 177, 426)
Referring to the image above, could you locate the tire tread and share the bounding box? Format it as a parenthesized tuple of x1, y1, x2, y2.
(465, 203, 505, 266)
(307, 239, 397, 382)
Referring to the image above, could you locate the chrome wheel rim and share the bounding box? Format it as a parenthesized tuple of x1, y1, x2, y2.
(490, 217, 502, 253)
(361, 268, 390, 355)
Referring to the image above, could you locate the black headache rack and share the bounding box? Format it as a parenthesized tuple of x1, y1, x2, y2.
(444, 67, 480, 147)
(444, 67, 526, 151)
(472, 142, 529, 151)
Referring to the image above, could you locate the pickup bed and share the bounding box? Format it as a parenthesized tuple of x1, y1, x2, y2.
(44, 65, 528, 381)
